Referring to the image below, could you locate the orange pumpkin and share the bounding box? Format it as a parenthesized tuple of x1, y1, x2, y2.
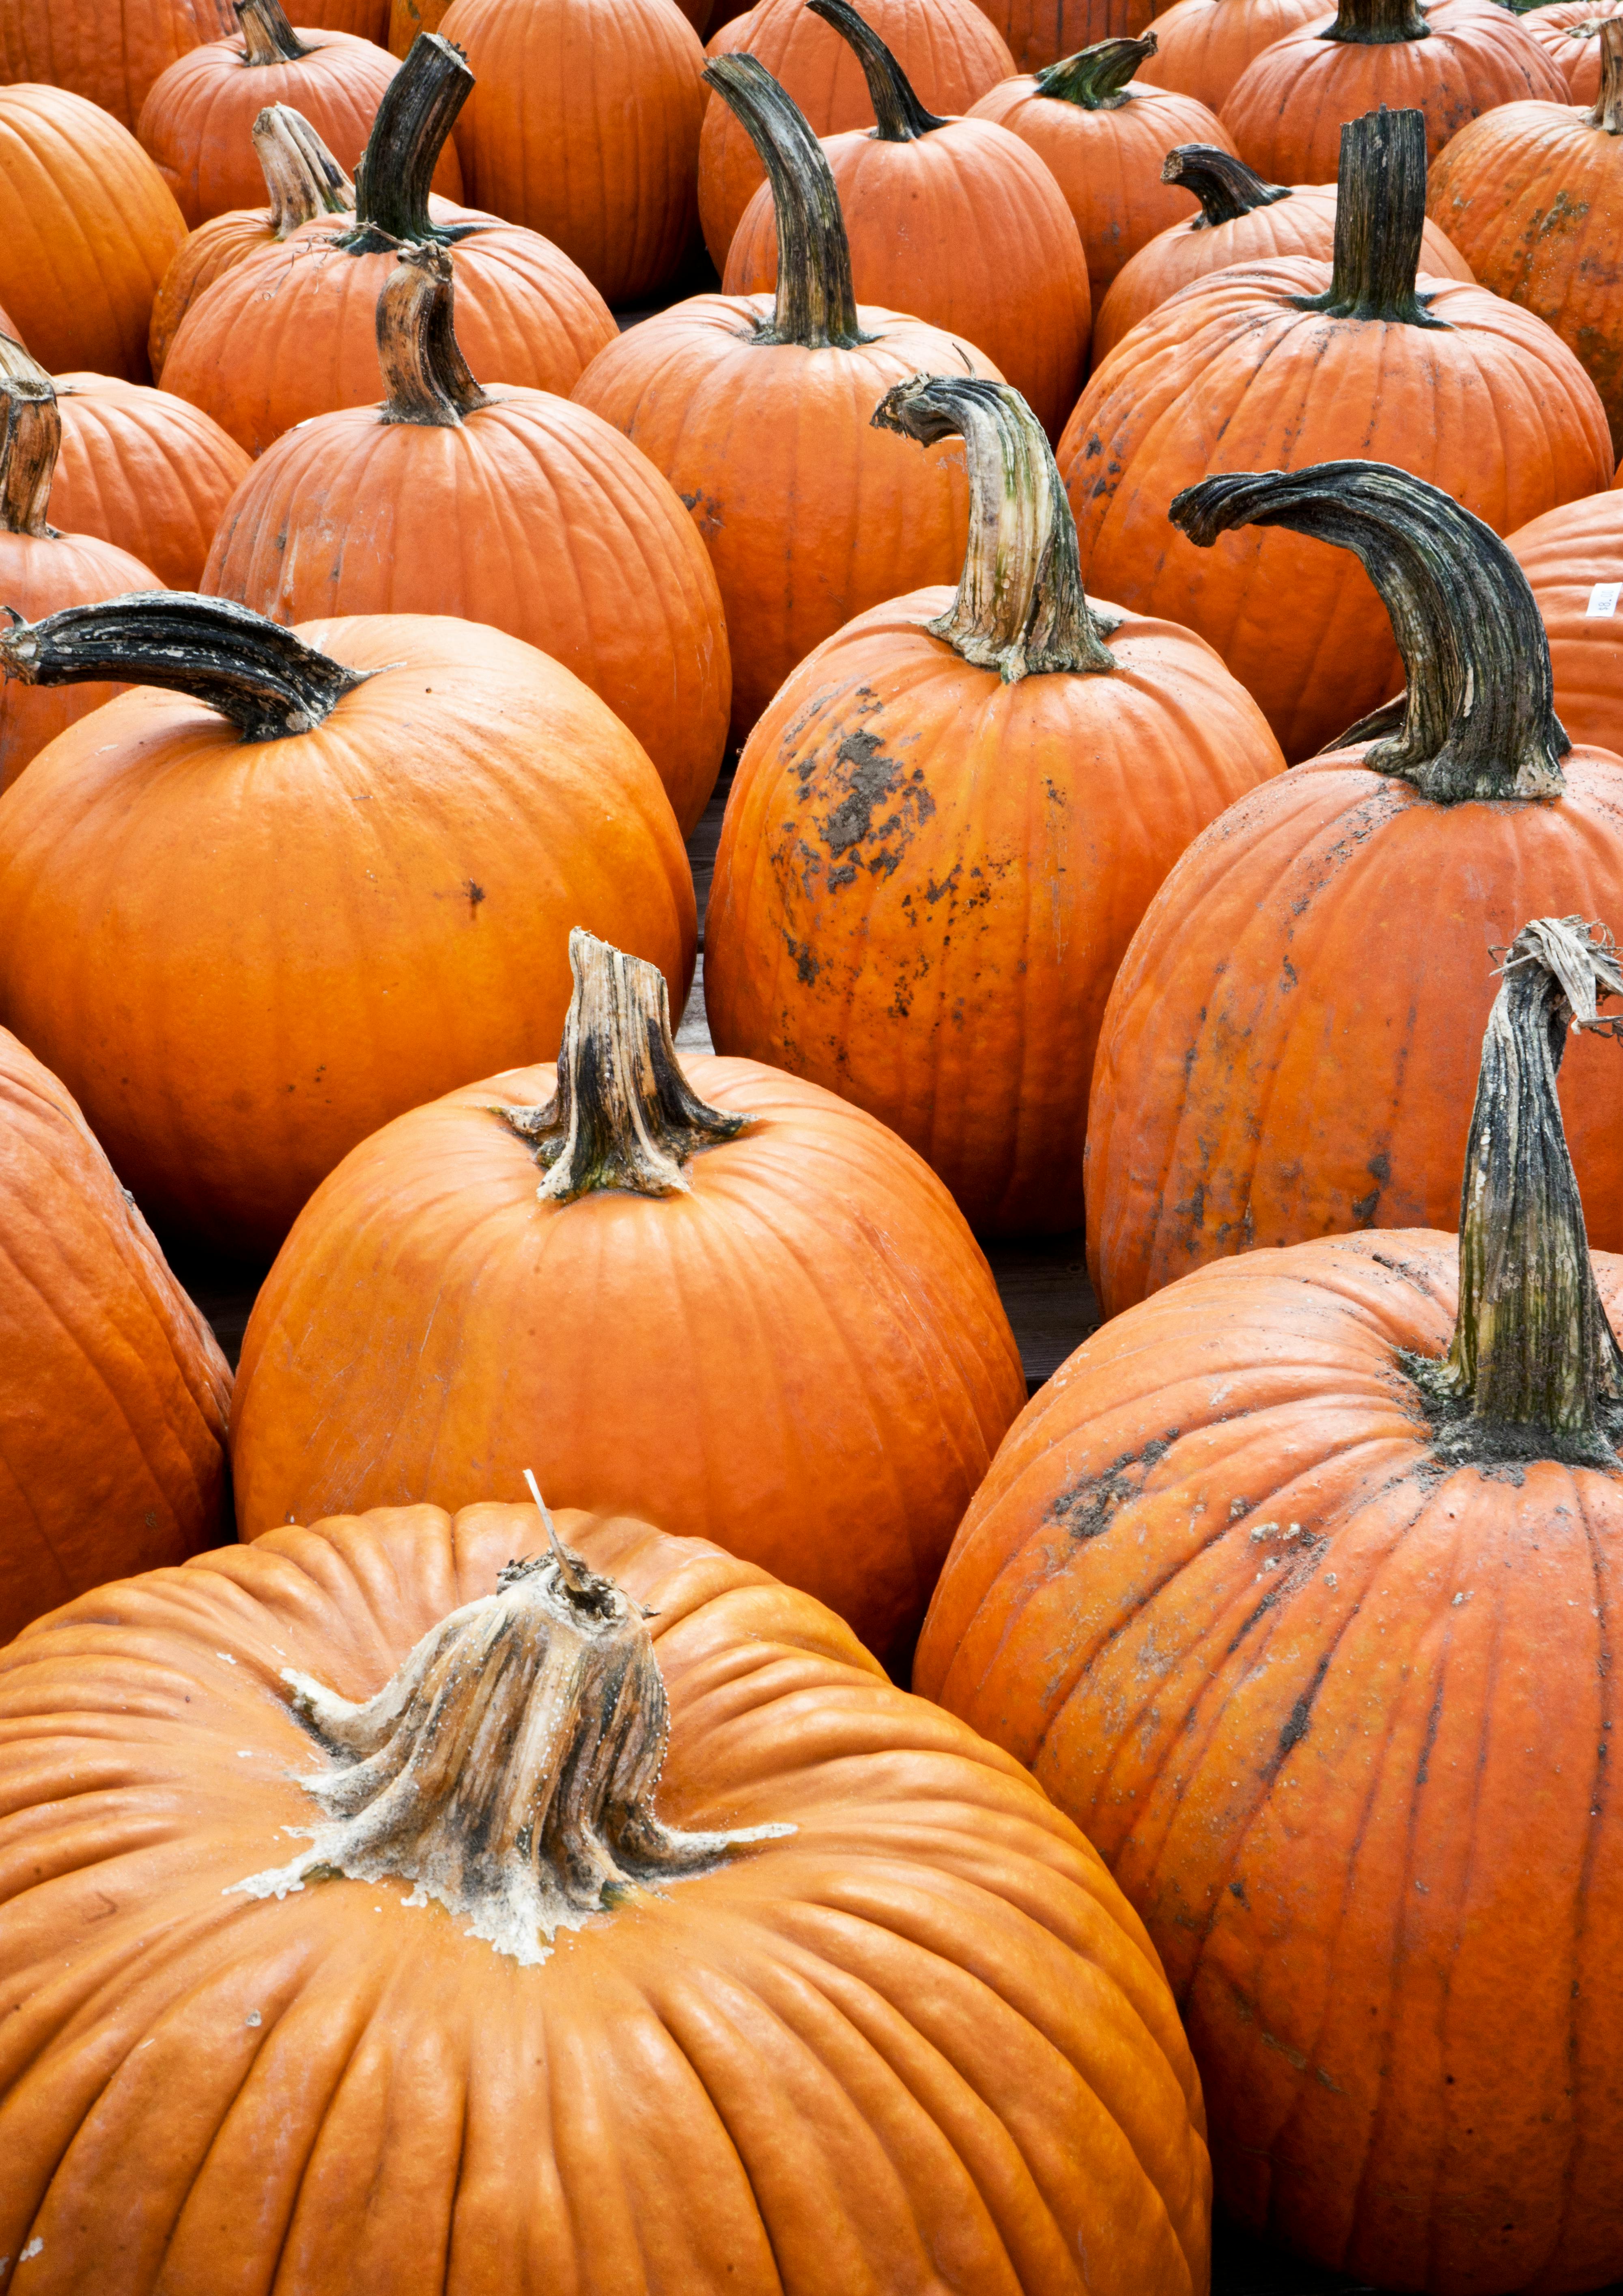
(1521, 0, 1623, 100)
(723, 0, 1089, 439)
(697, 0, 1014, 270)
(161, 34, 616, 456)
(918, 908, 1623, 2294)
(302, 0, 388, 26)
(0, 84, 187, 382)
(0, 597, 694, 1252)
(0, 0, 233, 130)
(1083, 461, 1623, 1316)
(1133, 0, 1328, 111)
(0, 1498, 1212, 2287)
(575, 57, 1001, 741)
(1508, 486, 1623, 755)
(387, 0, 453, 49)
(231, 929, 1026, 1669)
(50, 373, 250, 591)
(1058, 105, 1611, 760)
(203, 243, 730, 833)
(973, 0, 1156, 72)
(966, 33, 1236, 298)
(704, 373, 1284, 1235)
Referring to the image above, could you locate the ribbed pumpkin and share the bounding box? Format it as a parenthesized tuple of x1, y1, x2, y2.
(973, 0, 1156, 71)
(0, 0, 232, 130)
(723, 0, 1089, 440)
(0, 1029, 229, 1645)
(0, 85, 187, 382)
(137, 0, 460, 228)
(50, 374, 250, 592)
(231, 930, 1025, 1670)
(1508, 487, 1623, 755)
(304, 0, 389, 27)
(1084, 462, 1623, 1316)
(919, 909, 1623, 2296)
(1522, 0, 1623, 99)
(162, 34, 616, 456)
(966, 34, 1234, 298)
(0, 598, 693, 1252)
(203, 244, 729, 833)
(1220, 0, 1569, 180)
(575, 58, 1001, 742)
(147, 101, 354, 378)
(0, 1498, 1212, 2289)
(1133, 0, 1328, 111)
(1059, 106, 1611, 760)
(698, 0, 1013, 270)
(704, 375, 1283, 1237)
(434, 0, 706, 306)
(1091, 139, 1472, 367)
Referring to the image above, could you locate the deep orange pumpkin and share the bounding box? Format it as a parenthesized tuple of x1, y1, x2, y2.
(1508, 486, 1623, 755)
(971, 0, 1156, 72)
(1132, 0, 1328, 111)
(49, 373, 250, 592)
(0, 0, 233, 129)
(387, 0, 453, 49)
(1521, 0, 1623, 99)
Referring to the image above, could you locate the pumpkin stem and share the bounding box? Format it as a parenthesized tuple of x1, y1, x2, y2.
(1292, 106, 1444, 327)
(253, 103, 355, 233)
(235, 0, 312, 65)
(806, 0, 948, 140)
(703, 54, 865, 348)
(872, 372, 1117, 680)
(504, 929, 749, 1200)
(1034, 34, 1156, 108)
(232, 1519, 788, 1965)
(1324, 0, 1427, 44)
(1169, 460, 1567, 803)
(1410, 917, 1623, 1467)
(341, 30, 473, 254)
(1590, 17, 1623, 130)
(377, 244, 489, 425)
(0, 335, 59, 541)
(1162, 143, 1291, 228)
(0, 593, 372, 741)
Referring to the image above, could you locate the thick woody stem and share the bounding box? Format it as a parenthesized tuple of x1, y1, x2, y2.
(807, 0, 947, 140)
(0, 336, 58, 540)
(1294, 106, 1442, 326)
(703, 55, 864, 348)
(377, 244, 488, 424)
(872, 373, 1116, 680)
(253, 103, 355, 233)
(342, 31, 474, 254)
(1326, 0, 1427, 41)
(235, 0, 312, 64)
(1591, 18, 1623, 131)
(1162, 144, 1291, 228)
(1035, 34, 1156, 108)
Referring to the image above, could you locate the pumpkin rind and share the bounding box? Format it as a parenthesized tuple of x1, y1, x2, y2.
(973, 0, 1157, 73)
(49, 374, 251, 592)
(0, 0, 234, 129)
(1509, 486, 1623, 754)
(1132, 0, 1330, 112)
(1520, 0, 1623, 101)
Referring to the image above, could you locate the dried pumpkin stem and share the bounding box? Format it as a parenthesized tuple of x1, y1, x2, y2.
(342, 30, 473, 254)
(1293, 106, 1442, 327)
(235, 0, 312, 65)
(703, 54, 865, 348)
(377, 244, 488, 424)
(1169, 460, 1567, 802)
(872, 372, 1116, 680)
(806, 0, 947, 140)
(1591, 17, 1623, 131)
(253, 103, 355, 232)
(506, 929, 748, 1199)
(1162, 144, 1291, 228)
(1325, 0, 1427, 43)
(0, 594, 370, 740)
(0, 336, 59, 540)
(1034, 34, 1155, 108)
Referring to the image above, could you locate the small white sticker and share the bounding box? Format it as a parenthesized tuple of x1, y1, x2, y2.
(1586, 580, 1621, 617)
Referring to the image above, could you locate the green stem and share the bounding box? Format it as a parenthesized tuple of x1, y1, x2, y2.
(1162, 144, 1291, 229)
(806, 0, 947, 140)
(1035, 34, 1156, 108)
(703, 55, 865, 349)
(341, 31, 474, 254)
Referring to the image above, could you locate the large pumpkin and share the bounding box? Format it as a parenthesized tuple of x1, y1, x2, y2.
(161, 34, 616, 456)
(0, 1027, 229, 1645)
(0, 1498, 1212, 2287)
(704, 372, 1284, 1236)
(917, 909, 1623, 2295)
(1508, 485, 1623, 754)
(231, 929, 1027, 1671)
(574, 56, 1001, 742)
(203, 242, 730, 833)
(1058, 105, 1610, 760)
(723, 0, 1089, 440)
(50, 372, 250, 591)
(1133, 0, 1328, 112)
(0, 0, 232, 130)
(1083, 460, 1623, 1315)
(1521, 0, 1623, 100)
(0, 596, 694, 1252)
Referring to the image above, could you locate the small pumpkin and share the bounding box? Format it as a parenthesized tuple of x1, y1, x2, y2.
(204, 243, 730, 833)
(1508, 485, 1623, 753)
(918, 907, 1623, 2295)
(0, 596, 694, 1252)
(704, 372, 1284, 1235)
(50, 373, 251, 592)
(1083, 460, 1623, 1315)
(0, 0, 233, 131)
(0, 1497, 1212, 2286)
(1520, 0, 1623, 100)
(723, 0, 1090, 439)
(1132, 0, 1329, 112)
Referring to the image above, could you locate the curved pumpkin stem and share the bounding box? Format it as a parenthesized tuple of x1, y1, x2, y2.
(806, 0, 947, 141)
(235, 0, 312, 65)
(377, 244, 489, 425)
(1591, 17, 1623, 131)
(1168, 460, 1567, 803)
(1162, 144, 1290, 229)
(872, 372, 1116, 680)
(1325, 0, 1427, 42)
(505, 930, 749, 1199)
(1293, 106, 1443, 328)
(342, 30, 474, 254)
(1035, 34, 1155, 108)
(703, 55, 865, 349)
(0, 335, 59, 540)
(253, 103, 355, 233)
(0, 594, 372, 741)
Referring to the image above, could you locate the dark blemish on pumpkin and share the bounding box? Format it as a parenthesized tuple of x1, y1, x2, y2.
(1351, 1189, 1380, 1222)
(1229, 1875, 1248, 1906)
(1082, 435, 1103, 460)
(1415, 1686, 1444, 1788)
(1045, 1433, 1177, 1543)
(822, 730, 895, 851)
(1268, 1650, 1332, 1775)
(786, 936, 820, 985)
(678, 490, 724, 535)
(1281, 955, 1298, 990)
(925, 864, 961, 904)
(827, 863, 858, 890)
(1368, 1151, 1391, 1185)
(468, 881, 485, 909)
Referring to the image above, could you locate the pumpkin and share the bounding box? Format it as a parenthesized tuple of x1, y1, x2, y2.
(1220, 0, 1569, 181)
(147, 101, 355, 378)
(300, 0, 389, 28)
(697, 0, 1014, 271)
(434, 0, 706, 307)
(0, 84, 187, 383)
(1083, 461, 1623, 1317)
(1508, 486, 1623, 754)
(0, 0, 233, 130)
(1058, 105, 1611, 761)
(0, 343, 162, 792)
(387, 0, 453, 49)
(136, 0, 460, 230)
(0, 1028, 229, 1644)
(1428, 19, 1623, 455)
(0, 596, 694, 1252)
(575, 58, 1001, 742)
(203, 243, 730, 834)
(161, 34, 616, 457)
(965, 33, 1236, 299)
(230, 930, 1025, 1669)
(1521, 0, 1623, 100)
(722, 0, 1089, 441)
(1091, 139, 1472, 368)
(49, 374, 251, 592)
(0, 1498, 1212, 2289)
(703, 374, 1284, 1237)
(917, 907, 1623, 2295)
(1132, 0, 1329, 112)
(974, 0, 1156, 74)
